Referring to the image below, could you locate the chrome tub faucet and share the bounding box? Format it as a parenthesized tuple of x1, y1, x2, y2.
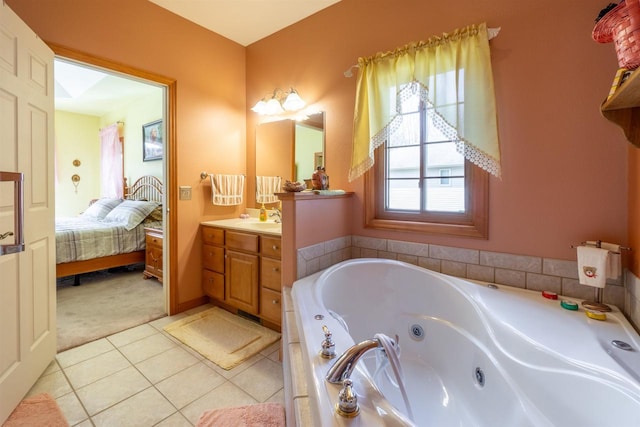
(325, 338, 382, 384)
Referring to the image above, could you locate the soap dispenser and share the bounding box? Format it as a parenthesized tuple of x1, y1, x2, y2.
(259, 203, 267, 222)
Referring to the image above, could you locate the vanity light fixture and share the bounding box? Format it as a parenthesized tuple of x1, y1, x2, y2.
(251, 88, 306, 115)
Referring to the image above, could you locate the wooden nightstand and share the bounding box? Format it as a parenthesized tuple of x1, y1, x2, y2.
(143, 227, 163, 282)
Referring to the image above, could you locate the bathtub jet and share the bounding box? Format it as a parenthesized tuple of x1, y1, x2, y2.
(287, 258, 640, 427)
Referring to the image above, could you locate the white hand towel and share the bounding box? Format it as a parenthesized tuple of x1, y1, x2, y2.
(577, 246, 609, 288)
(585, 241, 622, 280)
(256, 176, 281, 204)
(602, 242, 621, 280)
(210, 174, 244, 206)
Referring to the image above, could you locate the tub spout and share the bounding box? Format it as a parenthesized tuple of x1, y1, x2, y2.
(326, 338, 381, 384)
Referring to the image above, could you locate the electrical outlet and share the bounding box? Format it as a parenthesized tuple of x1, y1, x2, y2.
(179, 186, 192, 200)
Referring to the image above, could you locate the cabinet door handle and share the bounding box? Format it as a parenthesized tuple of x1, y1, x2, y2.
(272, 267, 279, 272)
(272, 245, 278, 250)
(272, 299, 279, 304)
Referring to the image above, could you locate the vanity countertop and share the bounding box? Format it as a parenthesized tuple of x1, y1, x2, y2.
(201, 217, 281, 236)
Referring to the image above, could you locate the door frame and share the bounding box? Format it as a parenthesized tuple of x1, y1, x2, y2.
(49, 42, 179, 314)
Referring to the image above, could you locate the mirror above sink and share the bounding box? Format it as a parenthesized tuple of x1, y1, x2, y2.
(255, 112, 325, 206)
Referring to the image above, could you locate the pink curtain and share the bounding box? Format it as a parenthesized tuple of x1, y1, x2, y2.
(100, 123, 123, 198)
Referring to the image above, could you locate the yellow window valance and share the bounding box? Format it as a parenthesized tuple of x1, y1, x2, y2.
(349, 22, 501, 181)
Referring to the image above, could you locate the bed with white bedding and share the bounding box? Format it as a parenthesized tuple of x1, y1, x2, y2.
(55, 216, 161, 264)
(55, 175, 163, 278)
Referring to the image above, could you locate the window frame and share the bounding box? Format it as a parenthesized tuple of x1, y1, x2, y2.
(364, 142, 489, 239)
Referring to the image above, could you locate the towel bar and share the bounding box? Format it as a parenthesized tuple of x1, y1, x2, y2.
(200, 171, 246, 180)
(570, 241, 631, 254)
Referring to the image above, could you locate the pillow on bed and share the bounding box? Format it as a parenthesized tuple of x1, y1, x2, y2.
(103, 200, 160, 231)
(82, 198, 123, 220)
(143, 205, 163, 222)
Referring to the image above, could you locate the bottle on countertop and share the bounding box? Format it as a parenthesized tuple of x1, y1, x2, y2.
(259, 203, 267, 222)
(312, 166, 329, 190)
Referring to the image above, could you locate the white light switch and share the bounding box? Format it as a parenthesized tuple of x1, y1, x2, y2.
(179, 186, 192, 200)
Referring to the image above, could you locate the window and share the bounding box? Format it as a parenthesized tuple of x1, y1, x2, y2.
(439, 169, 451, 186)
(354, 24, 499, 239)
(365, 86, 488, 238)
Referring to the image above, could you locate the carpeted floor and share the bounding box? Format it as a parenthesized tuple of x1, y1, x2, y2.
(56, 264, 166, 352)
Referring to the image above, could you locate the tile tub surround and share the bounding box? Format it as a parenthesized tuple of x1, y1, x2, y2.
(282, 287, 312, 427)
(296, 235, 634, 328)
(626, 270, 640, 330)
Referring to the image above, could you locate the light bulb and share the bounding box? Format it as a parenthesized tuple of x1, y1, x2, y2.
(265, 98, 285, 115)
(251, 100, 268, 114)
(283, 90, 305, 111)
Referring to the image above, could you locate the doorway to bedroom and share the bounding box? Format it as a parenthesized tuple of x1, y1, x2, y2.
(53, 55, 170, 352)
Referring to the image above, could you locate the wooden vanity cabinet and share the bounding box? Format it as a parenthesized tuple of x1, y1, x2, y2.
(202, 227, 224, 301)
(201, 225, 282, 328)
(260, 236, 282, 324)
(225, 231, 259, 315)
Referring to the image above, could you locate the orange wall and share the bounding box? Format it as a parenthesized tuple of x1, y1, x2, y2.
(8, 0, 247, 310)
(247, 0, 630, 262)
(9, 0, 636, 307)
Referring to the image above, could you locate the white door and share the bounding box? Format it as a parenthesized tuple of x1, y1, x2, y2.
(0, 3, 56, 424)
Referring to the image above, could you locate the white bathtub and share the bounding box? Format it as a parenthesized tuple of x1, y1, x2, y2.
(288, 258, 640, 427)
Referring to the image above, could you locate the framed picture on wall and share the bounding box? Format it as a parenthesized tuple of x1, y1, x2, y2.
(142, 119, 163, 161)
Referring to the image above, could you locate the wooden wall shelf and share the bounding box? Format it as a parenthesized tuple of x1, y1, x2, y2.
(602, 69, 640, 147)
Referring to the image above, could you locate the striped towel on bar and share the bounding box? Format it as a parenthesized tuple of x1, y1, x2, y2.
(210, 174, 244, 206)
(256, 176, 281, 204)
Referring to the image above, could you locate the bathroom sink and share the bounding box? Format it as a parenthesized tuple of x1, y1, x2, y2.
(201, 218, 282, 235)
(236, 220, 281, 230)
(247, 221, 281, 229)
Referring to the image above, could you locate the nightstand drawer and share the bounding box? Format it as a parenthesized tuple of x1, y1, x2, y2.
(146, 234, 162, 246)
(143, 227, 163, 282)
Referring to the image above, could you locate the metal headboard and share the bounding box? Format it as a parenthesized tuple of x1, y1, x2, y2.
(125, 175, 163, 202)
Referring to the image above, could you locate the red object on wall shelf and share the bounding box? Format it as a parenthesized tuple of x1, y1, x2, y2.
(593, 0, 640, 70)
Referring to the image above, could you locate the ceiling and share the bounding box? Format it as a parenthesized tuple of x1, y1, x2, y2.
(54, 59, 161, 116)
(56, 1, 341, 116)
(148, 0, 341, 46)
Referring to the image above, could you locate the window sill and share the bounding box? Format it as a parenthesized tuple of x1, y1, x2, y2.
(365, 217, 488, 239)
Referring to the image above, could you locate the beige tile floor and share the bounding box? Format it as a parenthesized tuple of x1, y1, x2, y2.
(28, 304, 284, 426)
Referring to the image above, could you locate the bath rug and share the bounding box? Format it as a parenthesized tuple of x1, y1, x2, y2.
(164, 306, 280, 370)
(196, 403, 285, 427)
(3, 393, 69, 427)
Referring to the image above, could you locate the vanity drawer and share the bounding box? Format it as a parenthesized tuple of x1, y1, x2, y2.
(261, 258, 281, 292)
(202, 226, 224, 245)
(260, 288, 282, 324)
(226, 231, 259, 252)
(261, 236, 281, 259)
(202, 244, 224, 273)
(202, 269, 224, 300)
